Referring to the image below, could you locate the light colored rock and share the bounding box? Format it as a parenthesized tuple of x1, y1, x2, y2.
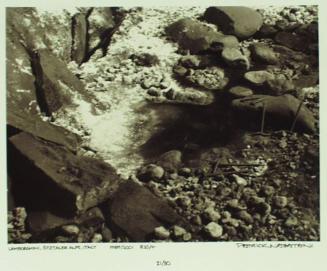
(231, 174, 248, 186)
(244, 71, 275, 85)
(204, 222, 223, 239)
(62, 225, 80, 235)
(154, 226, 170, 240)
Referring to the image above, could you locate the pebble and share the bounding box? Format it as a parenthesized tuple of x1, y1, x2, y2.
(176, 196, 192, 208)
(227, 199, 246, 211)
(101, 226, 113, 241)
(237, 210, 254, 224)
(172, 225, 187, 238)
(191, 215, 202, 226)
(139, 164, 165, 182)
(250, 43, 279, 64)
(285, 216, 298, 227)
(244, 70, 275, 85)
(274, 196, 288, 208)
(182, 232, 192, 241)
(231, 174, 248, 186)
(203, 207, 221, 222)
(262, 185, 275, 196)
(228, 86, 253, 98)
(154, 226, 170, 240)
(179, 167, 192, 177)
(91, 233, 103, 243)
(204, 222, 223, 239)
(61, 225, 80, 235)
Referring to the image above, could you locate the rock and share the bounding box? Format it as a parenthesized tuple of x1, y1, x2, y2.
(204, 222, 223, 239)
(172, 225, 187, 238)
(285, 216, 298, 227)
(9, 132, 122, 215)
(8, 111, 81, 153)
(261, 185, 275, 197)
(231, 94, 316, 132)
(186, 67, 229, 90)
(173, 65, 188, 76)
(91, 233, 103, 243)
(131, 53, 159, 67)
(293, 73, 319, 89)
(250, 43, 279, 64)
(156, 87, 215, 106)
(203, 207, 221, 222)
(176, 196, 192, 208)
(256, 24, 278, 38)
(179, 55, 201, 68)
(179, 167, 192, 177)
(138, 164, 165, 182)
(101, 226, 113, 241)
(244, 71, 275, 86)
(227, 199, 246, 211)
(237, 210, 253, 224)
(255, 202, 271, 216)
(191, 215, 202, 226)
(72, 12, 88, 64)
(275, 32, 308, 52)
(105, 180, 185, 241)
(228, 86, 253, 99)
(231, 174, 247, 186)
(87, 8, 115, 53)
(266, 77, 295, 95)
(209, 35, 239, 52)
(274, 196, 288, 208)
(157, 150, 182, 171)
(166, 18, 238, 53)
(61, 225, 80, 235)
(154, 226, 170, 240)
(182, 232, 192, 241)
(204, 6, 263, 39)
(221, 48, 250, 70)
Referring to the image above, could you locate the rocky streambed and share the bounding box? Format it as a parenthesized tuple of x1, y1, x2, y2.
(7, 6, 319, 243)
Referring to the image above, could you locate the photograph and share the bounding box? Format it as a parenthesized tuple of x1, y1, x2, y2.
(6, 5, 320, 244)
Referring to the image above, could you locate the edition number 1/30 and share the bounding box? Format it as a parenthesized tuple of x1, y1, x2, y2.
(156, 260, 171, 266)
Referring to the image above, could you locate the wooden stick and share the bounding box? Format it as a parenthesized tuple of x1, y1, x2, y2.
(290, 100, 304, 132)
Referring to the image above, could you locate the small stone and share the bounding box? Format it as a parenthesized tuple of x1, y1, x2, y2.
(262, 185, 275, 197)
(61, 225, 80, 236)
(274, 196, 288, 208)
(172, 225, 187, 238)
(157, 150, 182, 172)
(228, 86, 253, 99)
(250, 43, 279, 64)
(244, 71, 274, 85)
(176, 196, 192, 208)
(180, 55, 201, 68)
(179, 167, 192, 177)
(222, 48, 249, 69)
(91, 233, 103, 243)
(204, 222, 223, 239)
(231, 174, 247, 186)
(203, 207, 221, 222)
(154, 226, 170, 240)
(173, 65, 188, 76)
(182, 232, 192, 241)
(256, 202, 271, 216)
(147, 88, 160, 97)
(227, 199, 246, 211)
(285, 216, 298, 227)
(138, 164, 165, 182)
(279, 139, 288, 149)
(191, 215, 202, 226)
(101, 226, 113, 242)
(237, 210, 254, 224)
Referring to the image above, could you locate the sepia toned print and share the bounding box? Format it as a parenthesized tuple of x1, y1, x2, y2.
(7, 6, 319, 243)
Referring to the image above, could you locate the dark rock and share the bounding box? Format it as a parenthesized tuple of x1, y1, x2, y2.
(8, 111, 81, 152)
(231, 94, 316, 132)
(228, 86, 253, 98)
(157, 150, 182, 171)
(105, 180, 185, 241)
(256, 24, 278, 38)
(275, 32, 309, 52)
(101, 226, 113, 241)
(293, 73, 319, 89)
(221, 48, 250, 70)
(244, 71, 274, 86)
(131, 53, 159, 67)
(250, 43, 279, 64)
(72, 13, 88, 64)
(237, 210, 253, 224)
(138, 164, 165, 182)
(9, 132, 122, 215)
(166, 18, 237, 53)
(266, 76, 295, 95)
(204, 6, 263, 39)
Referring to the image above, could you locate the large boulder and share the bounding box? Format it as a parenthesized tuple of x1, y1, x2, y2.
(231, 94, 316, 132)
(8, 132, 122, 216)
(204, 6, 263, 39)
(166, 18, 238, 53)
(106, 180, 185, 241)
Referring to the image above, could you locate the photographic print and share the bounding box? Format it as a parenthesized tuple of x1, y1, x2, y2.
(6, 5, 319, 244)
